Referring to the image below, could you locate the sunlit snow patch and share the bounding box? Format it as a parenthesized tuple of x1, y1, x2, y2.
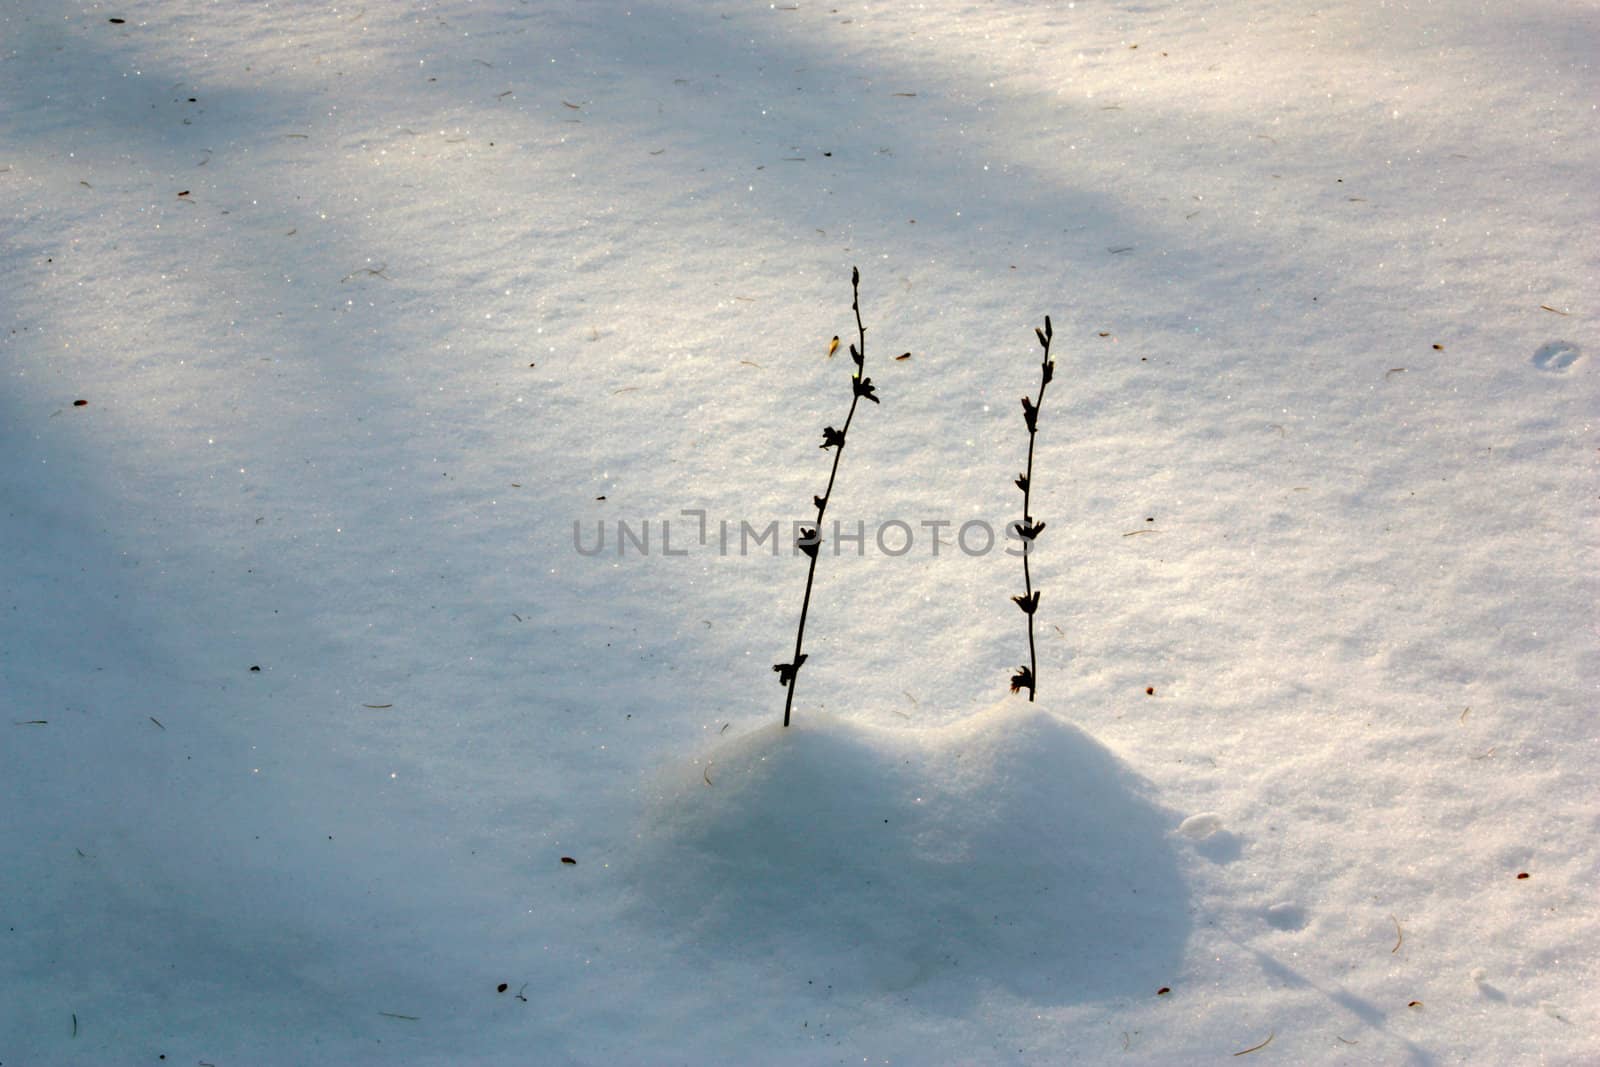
(628, 700, 1188, 1005)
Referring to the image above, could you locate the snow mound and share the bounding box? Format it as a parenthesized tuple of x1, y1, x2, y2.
(628, 700, 1188, 1005)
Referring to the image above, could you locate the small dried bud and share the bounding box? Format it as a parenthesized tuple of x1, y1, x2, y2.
(772, 654, 808, 685)
(1009, 664, 1034, 695)
(1011, 591, 1041, 615)
(797, 528, 820, 558)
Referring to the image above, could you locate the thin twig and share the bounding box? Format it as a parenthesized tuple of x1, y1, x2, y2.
(340, 263, 390, 283)
(776, 268, 878, 727)
(1233, 1031, 1274, 1056)
(1009, 317, 1054, 700)
(1391, 914, 1403, 954)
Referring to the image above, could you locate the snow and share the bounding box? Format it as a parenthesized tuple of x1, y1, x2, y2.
(2, 0, 1595, 1063)
(632, 703, 1185, 1004)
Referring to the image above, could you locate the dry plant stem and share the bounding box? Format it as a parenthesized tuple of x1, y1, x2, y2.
(1012, 318, 1054, 702)
(779, 267, 877, 727)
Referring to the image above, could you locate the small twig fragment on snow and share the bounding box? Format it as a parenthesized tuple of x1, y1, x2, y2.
(340, 264, 390, 283)
(1233, 1031, 1274, 1056)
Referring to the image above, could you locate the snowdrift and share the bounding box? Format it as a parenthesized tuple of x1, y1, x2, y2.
(630, 701, 1188, 1006)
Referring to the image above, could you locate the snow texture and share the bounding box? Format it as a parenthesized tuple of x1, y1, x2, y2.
(633, 702, 1184, 1004)
(2, 0, 1596, 1063)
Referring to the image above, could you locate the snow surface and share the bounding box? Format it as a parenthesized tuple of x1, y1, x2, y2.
(2, 0, 1596, 1063)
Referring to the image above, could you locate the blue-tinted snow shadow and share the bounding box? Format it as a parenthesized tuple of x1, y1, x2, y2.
(0, 356, 404, 1059)
(1244, 945, 1437, 1066)
(0, 22, 580, 1062)
(627, 702, 1188, 1009)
